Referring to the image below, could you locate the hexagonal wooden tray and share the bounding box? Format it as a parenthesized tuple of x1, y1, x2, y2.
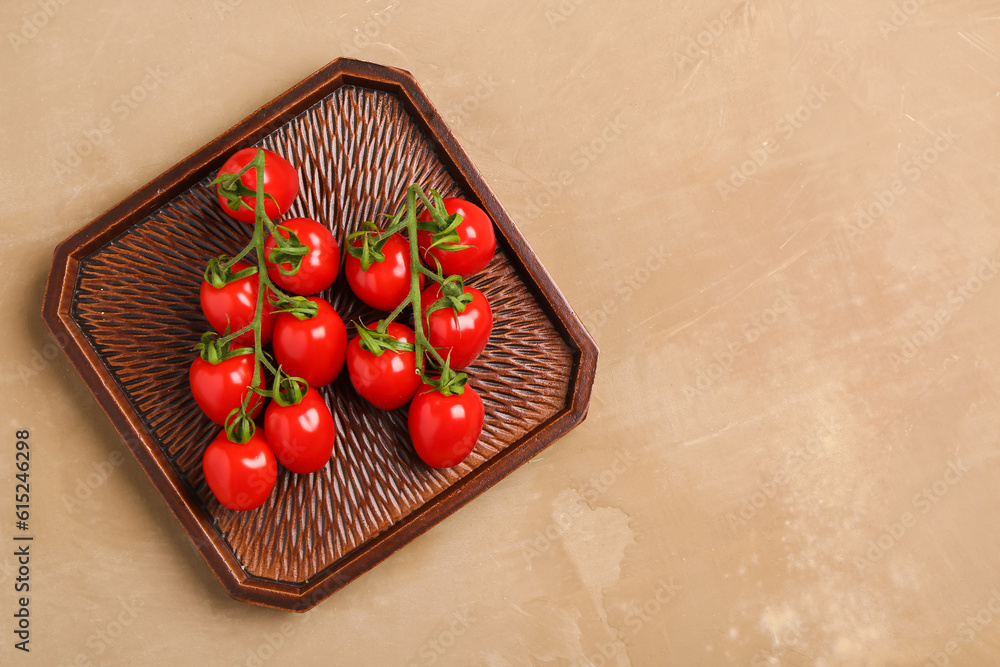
(41, 58, 597, 611)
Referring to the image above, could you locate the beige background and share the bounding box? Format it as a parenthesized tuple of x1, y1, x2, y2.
(2, 0, 999, 665)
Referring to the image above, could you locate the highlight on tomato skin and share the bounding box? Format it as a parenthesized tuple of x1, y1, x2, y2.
(421, 284, 492, 369)
(346, 322, 422, 410)
(263, 388, 336, 475)
(214, 147, 299, 225)
(417, 197, 496, 278)
(199, 261, 277, 347)
(264, 217, 340, 295)
(407, 383, 485, 469)
(272, 297, 348, 389)
(188, 353, 264, 425)
(202, 430, 278, 511)
(344, 232, 421, 311)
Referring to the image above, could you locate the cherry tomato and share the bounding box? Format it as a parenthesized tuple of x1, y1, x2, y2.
(417, 198, 496, 277)
(202, 429, 278, 511)
(215, 147, 299, 225)
(264, 217, 340, 295)
(421, 284, 492, 369)
(408, 383, 484, 468)
(272, 297, 347, 388)
(344, 232, 417, 311)
(264, 388, 335, 474)
(200, 262, 276, 346)
(346, 322, 422, 410)
(189, 352, 264, 425)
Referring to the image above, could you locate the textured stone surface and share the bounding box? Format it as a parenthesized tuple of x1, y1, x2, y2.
(4, 0, 1000, 663)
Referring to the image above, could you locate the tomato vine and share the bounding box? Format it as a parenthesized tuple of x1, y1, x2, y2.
(196, 147, 492, 493)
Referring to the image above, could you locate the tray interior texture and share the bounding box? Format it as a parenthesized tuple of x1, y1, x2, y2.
(44, 59, 597, 611)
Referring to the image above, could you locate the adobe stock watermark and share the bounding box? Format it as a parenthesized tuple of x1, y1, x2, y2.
(339, 1, 403, 57)
(840, 127, 958, 243)
(229, 616, 319, 667)
(61, 446, 131, 514)
(583, 245, 668, 333)
(854, 458, 969, 573)
(878, 0, 930, 39)
(889, 254, 1000, 372)
(672, 1, 744, 72)
(575, 579, 682, 667)
(52, 66, 171, 179)
(442, 74, 501, 130)
(519, 114, 626, 220)
(726, 420, 835, 531)
(519, 450, 635, 566)
(58, 598, 144, 667)
(545, 0, 587, 27)
(7, 0, 72, 53)
(682, 289, 798, 401)
(3, 328, 71, 385)
(220, 588, 330, 666)
(716, 83, 834, 201)
(405, 608, 475, 667)
(925, 588, 1000, 666)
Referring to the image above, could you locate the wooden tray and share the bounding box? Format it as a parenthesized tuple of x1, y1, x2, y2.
(41, 58, 597, 611)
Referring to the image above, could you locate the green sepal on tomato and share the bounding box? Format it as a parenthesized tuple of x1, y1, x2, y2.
(346, 322, 422, 410)
(344, 231, 421, 311)
(421, 282, 492, 369)
(202, 429, 278, 511)
(264, 387, 336, 474)
(200, 261, 277, 347)
(213, 147, 299, 225)
(407, 379, 484, 468)
(417, 197, 496, 278)
(189, 347, 264, 425)
(264, 217, 340, 295)
(272, 296, 348, 388)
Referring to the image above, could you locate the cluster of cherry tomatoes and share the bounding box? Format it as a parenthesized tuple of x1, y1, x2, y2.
(189, 147, 496, 512)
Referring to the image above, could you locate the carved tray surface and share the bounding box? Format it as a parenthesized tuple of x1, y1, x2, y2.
(43, 59, 597, 610)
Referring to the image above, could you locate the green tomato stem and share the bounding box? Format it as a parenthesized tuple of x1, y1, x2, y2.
(413, 187, 437, 218)
(212, 149, 299, 394)
(376, 294, 413, 335)
(248, 151, 272, 391)
(418, 264, 447, 284)
(219, 243, 252, 273)
(399, 185, 446, 373)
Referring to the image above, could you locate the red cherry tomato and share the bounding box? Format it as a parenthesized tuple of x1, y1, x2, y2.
(417, 198, 496, 277)
(408, 383, 484, 468)
(346, 322, 422, 410)
(272, 297, 347, 388)
(344, 233, 417, 311)
(215, 147, 299, 225)
(264, 388, 335, 474)
(421, 284, 492, 369)
(202, 429, 278, 511)
(199, 262, 276, 346)
(189, 352, 264, 425)
(264, 217, 340, 295)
